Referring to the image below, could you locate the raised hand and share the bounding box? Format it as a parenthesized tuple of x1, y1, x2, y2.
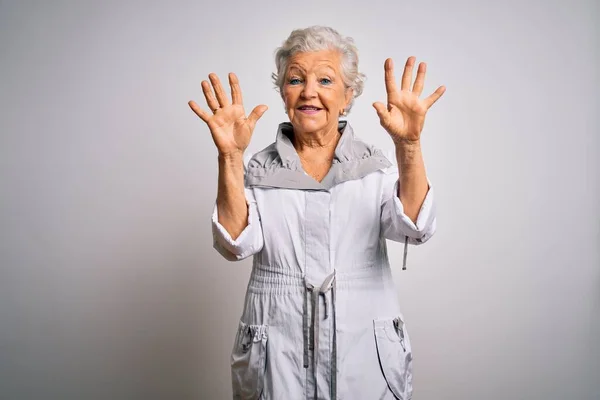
(188, 72, 268, 157)
(373, 57, 445, 144)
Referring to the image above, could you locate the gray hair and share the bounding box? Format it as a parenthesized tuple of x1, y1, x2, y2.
(271, 26, 366, 113)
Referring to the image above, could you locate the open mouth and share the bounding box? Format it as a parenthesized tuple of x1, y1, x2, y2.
(297, 106, 323, 113)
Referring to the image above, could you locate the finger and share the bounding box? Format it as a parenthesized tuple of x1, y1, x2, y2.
(412, 62, 426, 96)
(384, 58, 398, 97)
(201, 80, 220, 112)
(188, 100, 211, 124)
(423, 86, 446, 109)
(401, 56, 416, 92)
(247, 105, 268, 130)
(229, 73, 243, 105)
(209, 73, 231, 107)
(372, 102, 391, 126)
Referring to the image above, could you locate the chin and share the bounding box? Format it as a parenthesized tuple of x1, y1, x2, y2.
(292, 118, 331, 133)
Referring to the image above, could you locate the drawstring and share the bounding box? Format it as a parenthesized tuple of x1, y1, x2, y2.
(303, 271, 337, 399)
(330, 280, 337, 399)
(402, 235, 408, 270)
(303, 285, 310, 368)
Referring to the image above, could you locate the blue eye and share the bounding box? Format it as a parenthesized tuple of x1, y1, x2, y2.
(320, 78, 332, 85)
(289, 78, 302, 85)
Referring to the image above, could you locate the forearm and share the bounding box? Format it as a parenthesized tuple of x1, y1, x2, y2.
(216, 152, 248, 240)
(395, 141, 429, 223)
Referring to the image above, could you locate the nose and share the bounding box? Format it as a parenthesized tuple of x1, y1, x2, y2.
(301, 78, 317, 99)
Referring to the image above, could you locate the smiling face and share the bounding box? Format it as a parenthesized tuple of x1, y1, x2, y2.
(282, 50, 353, 136)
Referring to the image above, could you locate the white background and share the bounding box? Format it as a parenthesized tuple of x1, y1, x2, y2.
(1, 0, 598, 399)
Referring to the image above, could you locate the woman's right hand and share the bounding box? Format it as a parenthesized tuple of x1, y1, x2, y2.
(188, 72, 268, 158)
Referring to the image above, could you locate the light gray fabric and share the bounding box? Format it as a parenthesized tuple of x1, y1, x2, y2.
(213, 121, 436, 399)
(245, 122, 392, 191)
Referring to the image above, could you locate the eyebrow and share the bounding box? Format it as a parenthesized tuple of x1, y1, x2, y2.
(316, 65, 336, 75)
(287, 65, 306, 75)
(287, 64, 336, 75)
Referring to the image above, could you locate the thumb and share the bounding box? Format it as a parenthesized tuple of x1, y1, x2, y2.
(372, 102, 390, 126)
(247, 105, 268, 129)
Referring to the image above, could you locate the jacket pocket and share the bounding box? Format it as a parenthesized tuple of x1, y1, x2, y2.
(231, 321, 268, 400)
(373, 315, 413, 400)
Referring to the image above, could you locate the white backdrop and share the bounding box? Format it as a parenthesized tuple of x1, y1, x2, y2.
(1, 0, 598, 399)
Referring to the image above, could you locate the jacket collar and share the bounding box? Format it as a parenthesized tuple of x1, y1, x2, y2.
(246, 121, 392, 191)
(275, 121, 360, 168)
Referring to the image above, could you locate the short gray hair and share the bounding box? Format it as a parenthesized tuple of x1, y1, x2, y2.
(271, 26, 366, 113)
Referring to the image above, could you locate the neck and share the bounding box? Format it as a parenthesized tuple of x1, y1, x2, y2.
(292, 123, 341, 156)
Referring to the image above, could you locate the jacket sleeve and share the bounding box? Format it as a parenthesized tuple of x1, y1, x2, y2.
(211, 186, 264, 261)
(380, 159, 437, 269)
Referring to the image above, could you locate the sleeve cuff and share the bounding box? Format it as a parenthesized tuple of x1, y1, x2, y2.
(211, 201, 259, 259)
(390, 178, 436, 241)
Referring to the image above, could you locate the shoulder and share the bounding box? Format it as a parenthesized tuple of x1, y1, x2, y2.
(244, 142, 281, 171)
(343, 131, 396, 176)
(356, 138, 383, 157)
(336, 122, 392, 169)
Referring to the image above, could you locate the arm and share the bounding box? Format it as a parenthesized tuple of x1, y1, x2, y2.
(187, 71, 267, 261)
(395, 141, 428, 223)
(216, 153, 249, 240)
(373, 56, 445, 267)
(211, 153, 264, 261)
(381, 148, 436, 245)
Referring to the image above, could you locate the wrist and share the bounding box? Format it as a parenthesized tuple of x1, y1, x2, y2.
(394, 140, 422, 166)
(218, 150, 244, 163)
(394, 139, 421, 154)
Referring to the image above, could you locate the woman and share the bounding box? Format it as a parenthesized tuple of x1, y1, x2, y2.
(189, 26, 445, 400)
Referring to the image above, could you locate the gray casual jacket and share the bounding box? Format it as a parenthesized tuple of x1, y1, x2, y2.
(212, 121, 436, 399)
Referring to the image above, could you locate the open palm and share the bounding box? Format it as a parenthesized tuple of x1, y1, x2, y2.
(188, 72, 267, 156)
(373, 57, 445, 144)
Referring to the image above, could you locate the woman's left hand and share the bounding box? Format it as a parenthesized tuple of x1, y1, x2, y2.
(373, 57, 446, 145)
